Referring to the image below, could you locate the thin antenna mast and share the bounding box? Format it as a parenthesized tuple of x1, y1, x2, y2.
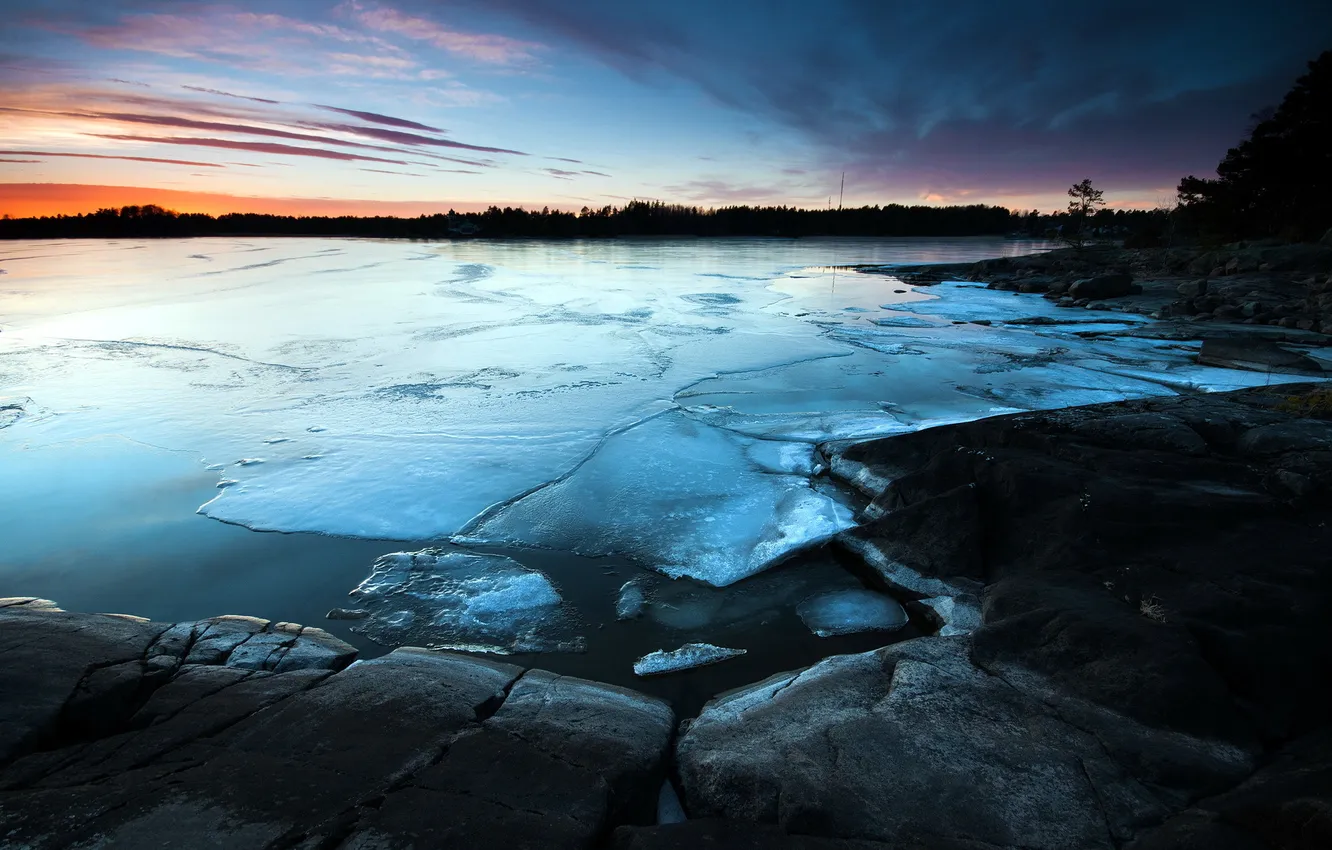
(838, 172, 845, 211)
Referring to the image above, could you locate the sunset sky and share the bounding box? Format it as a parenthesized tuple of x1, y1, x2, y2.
(2, 0, 1328, 217)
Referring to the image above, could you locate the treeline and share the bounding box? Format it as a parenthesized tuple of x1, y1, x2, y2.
(1176, 49, 1330, 242)
(0, 200, 1033, 240)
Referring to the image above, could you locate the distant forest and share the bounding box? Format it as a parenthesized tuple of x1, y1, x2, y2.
(0, 200, 1166, 241)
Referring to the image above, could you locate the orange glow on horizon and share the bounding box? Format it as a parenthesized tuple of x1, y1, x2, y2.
(0, 183, 531, 219)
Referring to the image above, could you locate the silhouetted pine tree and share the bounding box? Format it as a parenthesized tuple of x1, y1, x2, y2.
(1178, 50, 1332, 240)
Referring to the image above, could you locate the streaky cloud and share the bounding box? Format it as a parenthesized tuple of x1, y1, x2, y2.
(0, 148, 223, 168)
(87, 135, 420, 166)
(298, 120, 527, 155)
(183, 85, 280, 104)
(315, 104, 443, 133)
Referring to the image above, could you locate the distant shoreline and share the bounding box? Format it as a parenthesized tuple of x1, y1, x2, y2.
(0, 198, 1163, 241)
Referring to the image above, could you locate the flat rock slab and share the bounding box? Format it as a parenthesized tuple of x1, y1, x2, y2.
(0, 607, 674, 848)
(0, 604, 167, 762)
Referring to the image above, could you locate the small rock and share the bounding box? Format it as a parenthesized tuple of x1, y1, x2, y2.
(326, 607, 369, 620)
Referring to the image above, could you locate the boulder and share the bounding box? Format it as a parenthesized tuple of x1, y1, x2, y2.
(677, 637, 1168, 849)
(1069, 272, 1134, 300)
(1197, 338, 1325, 374)
(1236, 419, 1332, 455)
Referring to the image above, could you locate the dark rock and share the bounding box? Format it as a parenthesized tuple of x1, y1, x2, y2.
(484, 669, 675, 823)
(973, 574, 1252, 745)
(837, 484, 984, 597)
(0, 606, 166, 762)
(1237, 419, 1332, 455)
(611, 820, 895, 849)
(677, 637, 1169, 849)
(1178, 279, 1209, 297)
(1128, 727, 1332, 850)
(1070, 412, 1208, 456)
(0, 595, 683, 849)
(1197, 338, 1325, 374)
(1069, 272, 1133, 300)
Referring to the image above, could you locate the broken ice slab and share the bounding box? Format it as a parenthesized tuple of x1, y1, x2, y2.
(459, 411, 856, 587)
(615, 578, 649, 620)
(796, 589, 908, 637)
(633, 643, 747, 677)
(344, 549, 583, 654)
(643, 555, 865, 632)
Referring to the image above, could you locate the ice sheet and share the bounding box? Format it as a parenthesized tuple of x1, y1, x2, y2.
(2, 237, 1319, 585)
(456, 411, 858, 586)
(344, 549, 582, 654)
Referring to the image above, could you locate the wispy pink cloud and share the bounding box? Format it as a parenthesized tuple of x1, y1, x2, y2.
(182, 85, 279, 105)
(345, 2, 542, 66)
(0, 149, 224, 167)
(0, 158, 44, 163)
(298, 120, 526, 155)
(88, 135, 421, 166)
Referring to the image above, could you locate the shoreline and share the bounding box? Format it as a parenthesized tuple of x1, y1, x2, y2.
(4, 383, 1330, 847)
(872, 240, 1332, 343)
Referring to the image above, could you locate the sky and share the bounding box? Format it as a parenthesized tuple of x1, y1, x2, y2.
(1, 0, 1329, 217)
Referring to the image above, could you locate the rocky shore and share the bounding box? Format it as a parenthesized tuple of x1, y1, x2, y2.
(878, 240, 1332, 342)
(3, 383, 1330, 848)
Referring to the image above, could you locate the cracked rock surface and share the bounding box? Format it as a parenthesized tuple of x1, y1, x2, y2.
(0, 605, 674, 849)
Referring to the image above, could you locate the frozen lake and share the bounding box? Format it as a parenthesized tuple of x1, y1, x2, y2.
(0, 236, 1305, 707)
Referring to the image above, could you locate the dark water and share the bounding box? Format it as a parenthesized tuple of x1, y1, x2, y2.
(0, 436, 917, 717)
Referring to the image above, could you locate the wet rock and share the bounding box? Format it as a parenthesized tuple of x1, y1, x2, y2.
(1177, 279, 1209, 297)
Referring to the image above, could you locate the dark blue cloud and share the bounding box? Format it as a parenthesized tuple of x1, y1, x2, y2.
(444, 0, 1332, 196)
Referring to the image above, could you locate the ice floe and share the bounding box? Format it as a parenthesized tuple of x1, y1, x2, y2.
(344, 549, 583, 654)
(615, 578, 648, 620)
(797, 589, 909, 637)
(458, 411, 858, 586)
(633, 643, 748, 676)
